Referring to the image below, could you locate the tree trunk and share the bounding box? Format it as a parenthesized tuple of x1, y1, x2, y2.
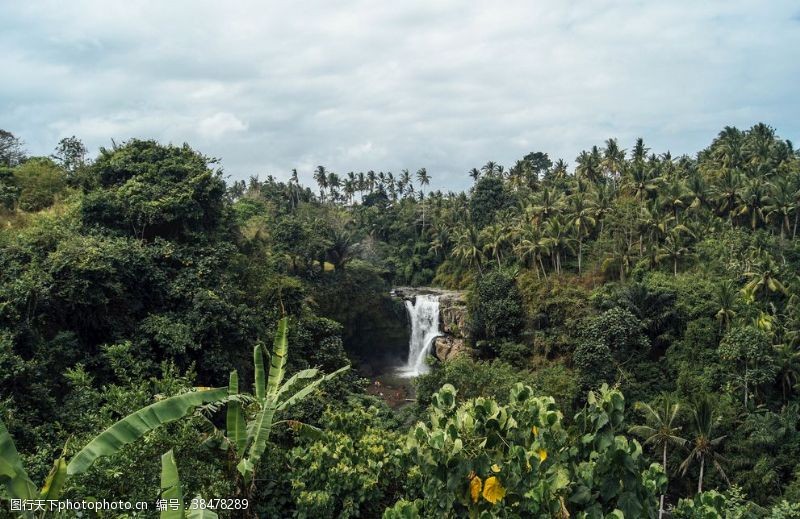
(539, 256, 548, 280)
(781, 214, 789, 245)
(698, 457, 705, 494)
(578, 237, 583, 274)
(660, 443, 668, 519)
(744, 365, 749, 408)
(674, 258, 677, 276)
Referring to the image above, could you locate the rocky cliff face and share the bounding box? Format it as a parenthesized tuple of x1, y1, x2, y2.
(393, 287, 470, 362)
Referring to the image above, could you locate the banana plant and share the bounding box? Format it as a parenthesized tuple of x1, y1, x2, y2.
(212, 316, 349, 483)
(160, 449, 219, 519)
(1, 387, 226, 517)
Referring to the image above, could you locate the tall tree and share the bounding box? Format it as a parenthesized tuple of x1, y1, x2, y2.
(0, 129, 26, 167)
(417, 168, 431, 230)
(630, 397, 686, 519)
(680, 396, 729, 494)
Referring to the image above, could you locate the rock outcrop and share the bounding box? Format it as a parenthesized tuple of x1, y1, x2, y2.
(434, 335, 466, 361)
(438, 292, 468, 339)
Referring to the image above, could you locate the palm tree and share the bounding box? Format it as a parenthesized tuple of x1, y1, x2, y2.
(567, 192, 597, 273)
(530, 186, 564, 223)
(630, 396, 686, 519)
(685, 173, 710, 214)
(659, 178, 688, 224)
(713, 169, 743, 224)
(327, 172, 340, 202)
(637, 201, 673, 256)
(711, 126, 744, 171)
(773, 342, 800, 402)
(480, 223, 509, 268)
(481, 161, 501, 178)
(602, 138, 626, 186)
(631, 137, 650, 164)
(736, 177, 769, 230)
(575, 150, 599, 183)
(623, 165, 659, 201)
(591, 182, 615, 233)
(551, 159, 569, 180)
(743, 254, 787, 301)
(765, 176, 797, 242)
(603, 239, 637, 282)
(513, 225, 548, 280)
(469, 167, 481, 182)
(541, 216, 574, 275)
(357, 171, 366, 199)
(656, 230, 692, 276)
(314, 166, 328, 202)
(680, 396, 729, 494)
(452, 225, 484, 273)
(417, 168, 431, 230)
(400, 169, 412, 198)
(713, 280, 739, 330)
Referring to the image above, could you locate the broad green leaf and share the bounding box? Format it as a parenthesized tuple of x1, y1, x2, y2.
(275, 368, 319, 400)
(160, 450, 184, 519)
(247, 398, 278, 463)
(39, 457, 67, 501)
(286, 420, 323, 441)
(277, 365, 349, 412)
(266, 317, 289, 398)
(67, 387, 227, 475)
(0, 416, 37, 500)
(253, 344, 265, 401)
(246, 317, 290, 464)
(236, 457, 254, 478)
(226, 371, 247, 453)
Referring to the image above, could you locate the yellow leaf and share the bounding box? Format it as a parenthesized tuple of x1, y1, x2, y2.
(491, 464, 501, 473)
(538, 449, 548, 462)
(470, 475, 482, 503)
(482, 476, 506, 504)
(531, 425, 539, 436)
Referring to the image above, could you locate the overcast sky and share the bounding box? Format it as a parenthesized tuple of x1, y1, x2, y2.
(1, 1, 798, 191)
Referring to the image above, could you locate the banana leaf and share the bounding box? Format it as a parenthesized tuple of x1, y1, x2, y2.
(39, 457, 67, 501)
(160, 450, 184, 519)
(253, 344, 265, 401)
(226, 371, 247, 453)
(246, 317, 290, 462)
(247, 398, 277, 463)
(67, 387, 227, 475)
(266, 317, 289, 397)
(0, 416, 37, 501)
(277, 365, 349, 412)
(284, 420, 323, 441)
(275, 368, 319, 400)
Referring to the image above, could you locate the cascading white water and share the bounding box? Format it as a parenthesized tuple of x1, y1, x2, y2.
(398, 294, 441, 377)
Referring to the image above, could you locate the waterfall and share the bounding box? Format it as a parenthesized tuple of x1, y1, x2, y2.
(398, 294, 441, 377)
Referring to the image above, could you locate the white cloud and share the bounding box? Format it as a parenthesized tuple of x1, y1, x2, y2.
(0, 0, 798, 191)
(197, 112, 248, 139)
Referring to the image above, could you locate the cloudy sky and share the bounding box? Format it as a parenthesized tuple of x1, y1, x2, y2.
(1, 1, 798, 190)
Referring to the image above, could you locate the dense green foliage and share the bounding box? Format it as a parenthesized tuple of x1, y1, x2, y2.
(2, 123, 800, 517)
